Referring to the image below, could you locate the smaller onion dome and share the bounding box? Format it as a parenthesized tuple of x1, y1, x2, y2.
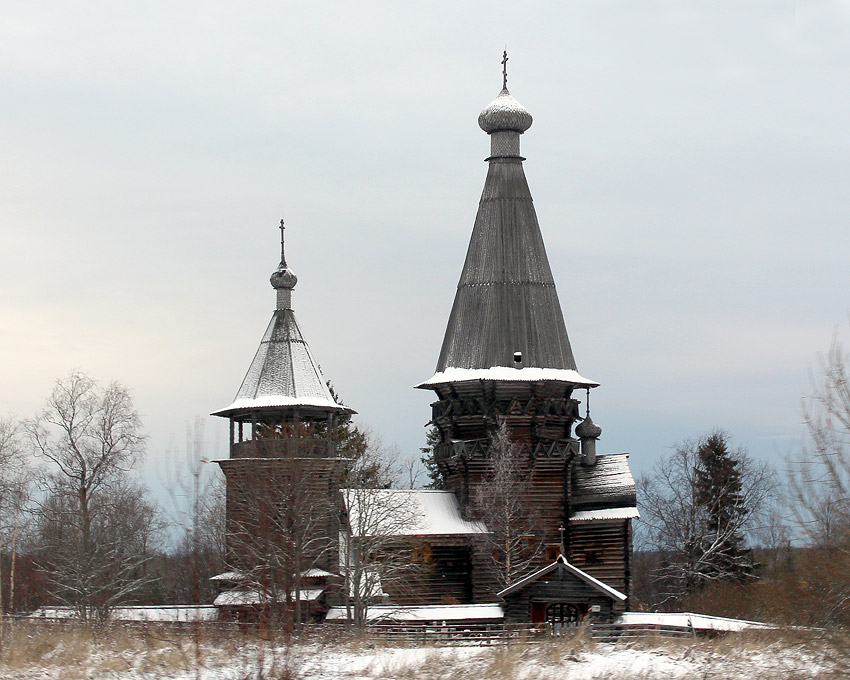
(270, 265, 297, 290)
(478, 88, 533, 134)
(575, 414, 602, 439)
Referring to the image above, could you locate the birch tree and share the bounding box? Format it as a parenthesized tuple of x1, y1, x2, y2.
(340, 441, 422, 628)
(24, 371, 156, 620)
(0, 416, 30, 655)
(470, 420, 545, 590)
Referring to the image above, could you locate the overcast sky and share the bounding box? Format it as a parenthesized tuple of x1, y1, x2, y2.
(2, 1, 850, 497)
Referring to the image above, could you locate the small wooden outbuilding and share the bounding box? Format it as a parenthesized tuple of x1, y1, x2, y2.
(498, 554, 627, 625)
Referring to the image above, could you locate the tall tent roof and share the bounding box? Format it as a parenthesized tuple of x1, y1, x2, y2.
(418, 70, 596, 389)
(213, 220, 353, 419)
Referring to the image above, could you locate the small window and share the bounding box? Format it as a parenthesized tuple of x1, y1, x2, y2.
(583, 550, 602, 566)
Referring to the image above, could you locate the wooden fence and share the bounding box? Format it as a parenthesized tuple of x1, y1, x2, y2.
(11, 616, 721, 645)
(362, 622, 548, 645)
(360, 621, 700, 645)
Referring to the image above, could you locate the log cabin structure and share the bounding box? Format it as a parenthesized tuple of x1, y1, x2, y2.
(211, 55, 637, 626)
(414, 56, 637, 623)
(211, 221, 351, 621)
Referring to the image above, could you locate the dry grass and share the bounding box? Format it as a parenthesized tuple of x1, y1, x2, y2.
(363, 630, 593, 680)
(359, 628, 845, 680)
(0, 621, 264, 679)
(1, 622, 846, 680)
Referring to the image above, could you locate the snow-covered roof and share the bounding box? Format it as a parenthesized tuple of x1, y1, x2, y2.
(212, 309, 353, 418)
(325, 603, 504, 622)
(214, 588, 325, 607)
(617, 612, 774, 632)
(570, 507, 640, 522)
(572, 453, 636, 510)
(302, 567, 337, 578)
(211, 567, 337, 585)
(31, 606, 219, 623)
(342, 489, 488, 537)
(209, 570, 248, 582)
(416, 367, 598, 389)
(497, 555, 627, 602)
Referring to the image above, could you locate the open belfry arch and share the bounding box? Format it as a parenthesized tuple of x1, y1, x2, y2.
(415, 53, 637, 619)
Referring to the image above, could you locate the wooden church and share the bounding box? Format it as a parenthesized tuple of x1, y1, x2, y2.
(211, 58, 637, 626)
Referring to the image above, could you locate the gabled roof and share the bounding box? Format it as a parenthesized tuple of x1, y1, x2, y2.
(213, 309, 351, 418)
(209, 571, 248, 582)
(497, 554, 627, 602)
(342, 489, 487, 538)
(301, 567, 337, 578)
(213, 587, 325, 607)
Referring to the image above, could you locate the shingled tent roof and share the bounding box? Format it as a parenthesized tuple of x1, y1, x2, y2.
(418, 83, 596, 389)
(213, 222, 353, 419)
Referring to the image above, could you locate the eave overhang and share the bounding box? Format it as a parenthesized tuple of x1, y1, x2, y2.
(415, 366, 599, 390)
(211, 396, 354, 419)
(497, 554, 627, 601)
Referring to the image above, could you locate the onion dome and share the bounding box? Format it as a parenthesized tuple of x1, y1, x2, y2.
(270, 264, 297, 290)
(575, 414, 602, 440)
(478, 88, 533, 134)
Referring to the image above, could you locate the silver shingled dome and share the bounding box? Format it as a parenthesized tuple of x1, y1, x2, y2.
(270, 265, 298, 290)
(575, 414, 602, 439)
(478, 88, 533, 134)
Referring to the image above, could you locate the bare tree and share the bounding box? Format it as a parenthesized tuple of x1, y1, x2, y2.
(340, 439, 422, 628)
(0, 415, 31, 656)
(469, 420, 545, 590)
(165, 418, 226, 605)
(790, 335, 850, 545)
(224, 455, 338, 631)
(638, 431, 776, 603)
(24, 371, 156, 620)
(785, 334, 850, 625)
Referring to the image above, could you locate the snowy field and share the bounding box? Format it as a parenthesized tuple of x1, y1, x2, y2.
(0, 624, 844, 679)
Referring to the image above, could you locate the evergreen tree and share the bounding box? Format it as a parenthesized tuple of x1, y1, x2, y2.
(639, 430, 775, 601)
(420, 426, 446, 490)
(694, 431, 751, 579)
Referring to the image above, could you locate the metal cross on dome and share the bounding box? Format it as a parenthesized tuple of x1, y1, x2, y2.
(279, 217, 286, 267)
(502, 50, 509, 89)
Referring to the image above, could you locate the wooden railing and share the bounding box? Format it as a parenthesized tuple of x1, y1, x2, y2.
(589, 622, 695, 642)
(230, 439, 339, 459)
(362, 622, 549, 644)
(15, 616, 743, 645)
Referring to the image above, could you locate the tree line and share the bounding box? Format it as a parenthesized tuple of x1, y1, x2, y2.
(0, 371, 226, 621)
(5, 330, 850, 630)
(0, 371, 413, 627)
(634, 334, 850, 628)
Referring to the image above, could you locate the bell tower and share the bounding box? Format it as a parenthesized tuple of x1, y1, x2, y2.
(213, 220, 354, 582)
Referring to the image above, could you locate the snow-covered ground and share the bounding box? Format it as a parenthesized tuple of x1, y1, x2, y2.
(0, 626, 840, 680)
